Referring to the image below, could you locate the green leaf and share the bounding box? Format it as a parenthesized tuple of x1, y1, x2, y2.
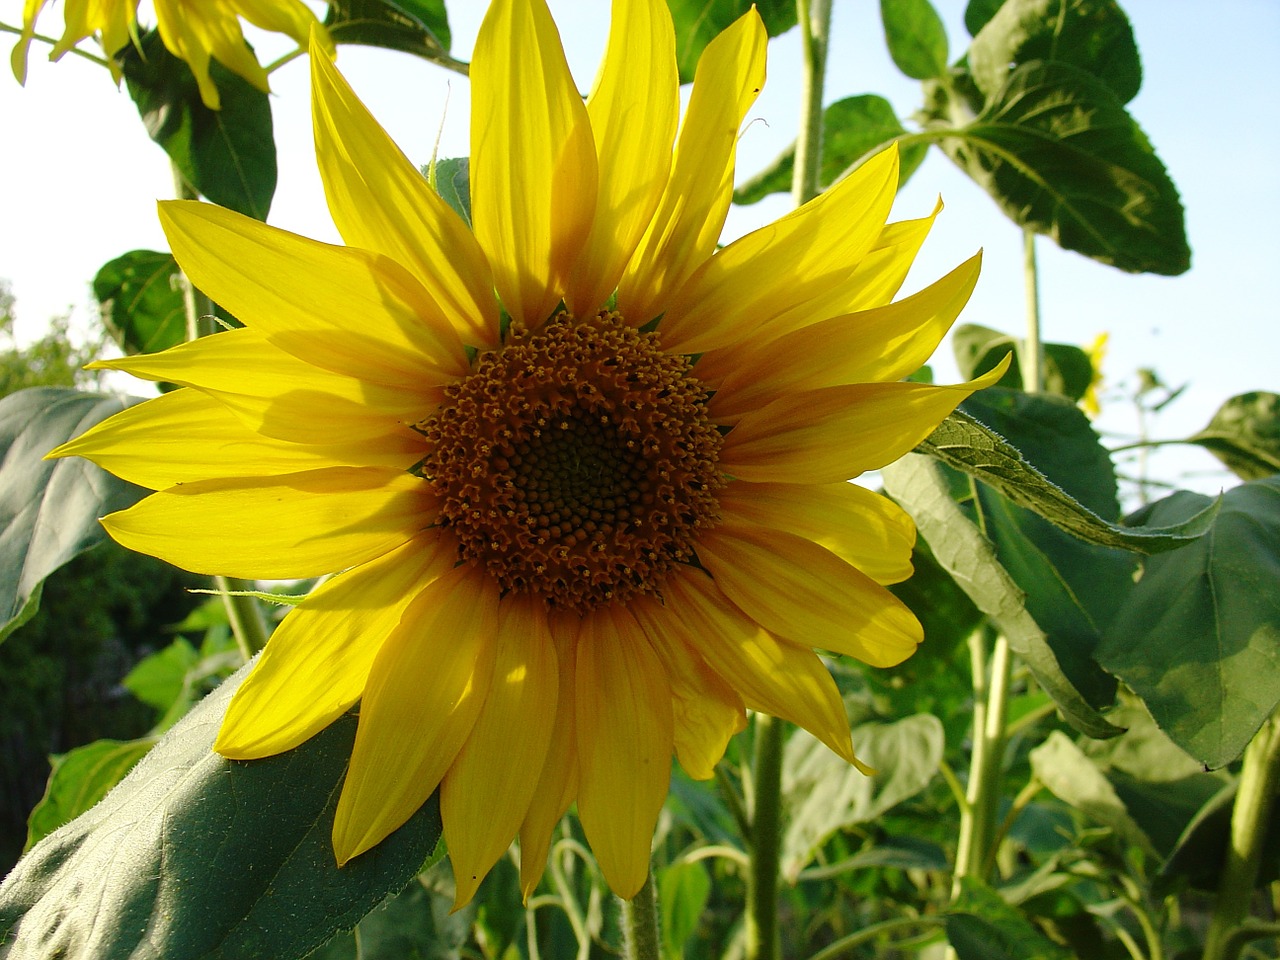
(968, 0, 1142, 104)
(430, 157, 473, 226)
(123, 637, 201, 714)
(325, 0, 454, 63)
(964, 0, 1005, 36)
(733, 96, 928, 205)
(0, 662, 443, 959)
(881, 453, 1122, 739)
(1188, 391, 1280, 481)
(880, 0, 949, 80)
(93, 250, 188, 356)
(1096, 478, 1280, 768)
(307, 874, 469, 960)
(946, 877, 1074, 960)
(934, 60, 1189, 275)
(953, 323, 1095, 403)
(1029, 731, 1156, 855)
(658, 861, 711, 958)
(957, 389, 1134, 708)
(782, 714, 945, 879)
(24, 739, 155, 851)
(120, 29, 276, 220)
(918, 407, 1217, 554)
(666, 0, 796, 84)
(1159, 780, 1280, 894)
(0, 388, 148, 643)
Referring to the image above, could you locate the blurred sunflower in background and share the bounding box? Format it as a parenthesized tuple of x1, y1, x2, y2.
(51, 0, 1003, 906)
(10, 0, 331, 108)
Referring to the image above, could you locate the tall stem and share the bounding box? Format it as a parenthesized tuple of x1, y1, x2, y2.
(1203, 711, 1280, 960)
(742, 5, 832, 957)
(172, 164, 271, 659)
(1021, 227, 1044, 394)
(621, 869, 662, 960)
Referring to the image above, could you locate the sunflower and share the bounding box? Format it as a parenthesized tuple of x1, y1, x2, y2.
(51, 0, 1002, 906)
(10, 0, 331, 109)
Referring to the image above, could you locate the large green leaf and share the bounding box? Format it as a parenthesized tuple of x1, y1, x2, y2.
(733, 96, 928, 205)
(781, 714, 945, 879)
(0, 388, 147, 643)
(933, 60, 1188, 275)
(880, 0, 949, 80)
(1159, 780, 1280, 894)
(24, 738, 155, 851)
(918, 408, 1217, 554)
(882, 453, 1122, 738)
(968, 0, 1141, 104)
(1188, 391, 1280, 481)
(0, 662, 443, 960)
(119, 29, 276, 220)
(325, 0, 454, 64)
(953, 323, 1095, 404)
(946, 877, 1074, 960)
(1096, 478, 1280, 768)
(958, 389, 1134, 708)
(666, 0, 796, 83)
(93, 250, 188, 356)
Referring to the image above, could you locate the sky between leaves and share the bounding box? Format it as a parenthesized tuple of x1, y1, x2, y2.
(0, 0, 1275, 500)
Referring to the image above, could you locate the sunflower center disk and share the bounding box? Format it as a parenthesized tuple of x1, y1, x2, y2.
(420, 311, 725, 612)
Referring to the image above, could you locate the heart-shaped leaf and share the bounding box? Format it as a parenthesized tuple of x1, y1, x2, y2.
(1188, 391, 1280, 482)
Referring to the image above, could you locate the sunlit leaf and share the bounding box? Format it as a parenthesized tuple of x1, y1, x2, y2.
(325, 0, 454, 63)
(918, 407, 1217, 554)
(666, 0, 796, 83)
(430, 157, 473, 226)
(880, 0, 949, 80)
(93, 250, 188, 356)
(882, 453, 1122, 739)
(658, 861, 712, 958)
(0, 388, 147, 643)
(733, 96, 927, 205)
(782, 714, 945, 879)
(969, 0, 1141, 103)
(932, 60, 1188, 275)
(1188, 391, 1280, 481)
(120, 30, 276, 220)
(1096, 478, 1280, 768)
(0, 662, 443, 959)
(952, 323, 1095, 403)
(24, 739, 155, 851)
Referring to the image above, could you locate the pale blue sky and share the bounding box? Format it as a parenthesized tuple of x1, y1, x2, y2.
(2, 0, 1275, 497)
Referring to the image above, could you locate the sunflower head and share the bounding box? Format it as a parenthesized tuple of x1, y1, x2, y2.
(49, 0, 1005, 908)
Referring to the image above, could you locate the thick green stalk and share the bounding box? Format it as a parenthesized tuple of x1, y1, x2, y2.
(791, 0, 832, 208)
(172, 164, 271, 659)
(621, 869, 662, 960)
(1021, 227, 1044, 394)
(1203, 712, 1280, 960)
(746, 714, 785, 960)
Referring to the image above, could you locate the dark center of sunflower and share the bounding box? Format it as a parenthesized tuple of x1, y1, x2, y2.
(418, 311, 724, 612)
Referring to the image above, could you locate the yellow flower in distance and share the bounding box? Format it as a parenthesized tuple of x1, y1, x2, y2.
(10, 0, 332, 109)
(52, 0, 1005, 906)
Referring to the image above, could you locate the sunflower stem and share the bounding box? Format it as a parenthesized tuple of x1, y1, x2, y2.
(1204, 709, 1280, 960)
(746, 713, 785, 960)
(0, 21, 112, 68)
(1021, 226, 1044, 394)
(170, 163, 271, 659)
(792, 0, 832, 208)
(621, 868, 662, 960)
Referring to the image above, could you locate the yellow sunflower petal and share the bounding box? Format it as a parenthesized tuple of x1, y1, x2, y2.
(102, 467, 432, 579)
(10, 0, 46, 83)
(234, 0, 330, 52)
(311, 44, 498, 347)
(215, 530, 455, 759)
(575, 604, 673, 899)
(334, 565, 501, 865)
(632, 595, 746, 780)
(658, 568, 860, 768)
(48, 388, 421, 488)
(697, 521, 922, 668)
(159, 200, 468, 389)
(717, 480, 916, 585)
(660, 145, 900, 356)
(86, 327, 428, 446)
(709, 251, 982, 417)
(518, 617, 580, 900)
(616, 8, 766, 324)
(471, 0, 597, 326)
(442, 596, 558, 910)
(720, 358, 1011, 484)
(566, 0, 678, 316)
(153, 0, 266, 109)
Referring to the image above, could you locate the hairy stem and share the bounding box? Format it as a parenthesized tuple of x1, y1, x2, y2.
(621, 869, 662, 960)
